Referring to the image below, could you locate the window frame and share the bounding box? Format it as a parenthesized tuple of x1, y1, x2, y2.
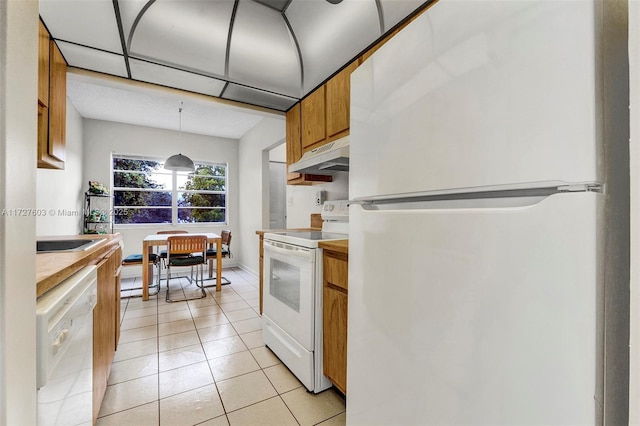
(111, 153, 228, 227)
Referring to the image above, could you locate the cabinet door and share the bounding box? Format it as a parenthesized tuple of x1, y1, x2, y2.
(258, 234, 265, 315)
(114, 248, 122, 349)
(38, 20, 49, 107)
(93, 247, 118, 423)
(323, 250, 348, 394)
(38, 35, 66, 170)
(301, 85, 326, 150)
(323, 285, 348, 394)
(326, 61, 359, 139)
(286, 102, 334, 186)
(286, 103, 302, 181)
(48, 41, 66, 162)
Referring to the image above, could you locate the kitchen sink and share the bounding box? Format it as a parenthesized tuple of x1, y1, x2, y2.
(36, 238, 106, 253)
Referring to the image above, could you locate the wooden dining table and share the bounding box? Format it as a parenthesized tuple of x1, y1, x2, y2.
(141, 232, 223, 300)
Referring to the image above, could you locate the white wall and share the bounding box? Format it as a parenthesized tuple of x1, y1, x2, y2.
(237, 117, 285, 276)
(82, 118, 240, 277)
(267, 132, 350, 229)
(286, 173, 349, 228)
(237, 117, 350, 274)
(36, 98, 84, 235)
(0, 0, 38, 423)
(269, 142, 286, 162)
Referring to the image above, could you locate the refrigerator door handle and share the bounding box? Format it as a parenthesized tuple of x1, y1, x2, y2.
(350, 182, 603, 211)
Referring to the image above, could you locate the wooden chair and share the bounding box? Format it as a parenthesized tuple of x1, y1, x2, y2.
(156, 230, 189, 279)
(204, 230, 232, 286)
(164, 235, 208, 303)
(157, 230, 188, 262)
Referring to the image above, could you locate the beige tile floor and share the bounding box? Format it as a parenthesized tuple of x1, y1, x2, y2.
(96, 267, 346, 426)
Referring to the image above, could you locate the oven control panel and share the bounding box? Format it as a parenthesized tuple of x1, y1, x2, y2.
(321, 200, 349, 221)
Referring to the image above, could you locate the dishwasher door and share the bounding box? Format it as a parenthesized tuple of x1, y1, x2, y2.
(36, 265, 97, 426)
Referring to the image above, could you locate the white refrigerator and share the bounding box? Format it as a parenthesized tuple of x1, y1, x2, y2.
(347, 1, 627, 424)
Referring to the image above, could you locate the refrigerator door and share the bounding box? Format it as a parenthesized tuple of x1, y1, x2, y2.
(346, 192, 603, 425)
(350, 0, 601, 200)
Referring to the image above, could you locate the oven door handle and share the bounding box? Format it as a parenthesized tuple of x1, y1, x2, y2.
(264, 240, 312, 259)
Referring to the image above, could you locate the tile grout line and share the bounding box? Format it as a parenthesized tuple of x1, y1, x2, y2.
(105, 269, 322, 425)
(191, 282, 230, 424)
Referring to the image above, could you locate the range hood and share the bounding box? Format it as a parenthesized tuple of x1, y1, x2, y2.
(289, 136, 349, 175)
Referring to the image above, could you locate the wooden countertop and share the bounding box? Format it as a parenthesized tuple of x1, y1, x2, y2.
(255, 227, 320, 236)
(318, 239, 349, 254)
(36, 233, 122, 297)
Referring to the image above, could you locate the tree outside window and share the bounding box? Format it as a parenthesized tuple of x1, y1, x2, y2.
(112, 155, 227, 225)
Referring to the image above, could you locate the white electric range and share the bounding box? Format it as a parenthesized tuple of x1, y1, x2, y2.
(262, 200, 349, 393)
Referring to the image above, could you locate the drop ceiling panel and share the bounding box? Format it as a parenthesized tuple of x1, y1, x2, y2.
(130, 59, 226, 97)
(115, 0, 149, 44)
(222, 84, 297, 111)
(228, 0, 301, 98)
(67, 73, 274, 139)
(66, 79, 186, 132)
(128, 0, 234, 77)
(252, 0, 290, 13)
(39, 0, 123, 54)
(379, 0, 429, 31)
(40, 0, 429, 117)
(286, 0, 380, 93)
(179, 101, 265, 139)
(57, 41, 129, 78)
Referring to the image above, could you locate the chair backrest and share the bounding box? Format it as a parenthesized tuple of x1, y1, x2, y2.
(166, 235, 208, 259)
(221, 230, 232, 257)
(157, 230, 188, 235)
(221, 230, 231, 248)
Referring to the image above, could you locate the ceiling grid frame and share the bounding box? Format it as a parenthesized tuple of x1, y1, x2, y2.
(282, 12, 305, 97)
(224, 0, 241, 81)
(111, 0, 132, 78)
(40, 0, 432, 113)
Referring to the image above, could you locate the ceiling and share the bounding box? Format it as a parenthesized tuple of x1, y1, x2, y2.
(39, 0, 429, 137)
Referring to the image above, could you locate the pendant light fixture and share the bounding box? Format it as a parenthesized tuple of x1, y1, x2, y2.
(164, 101, 195, 172)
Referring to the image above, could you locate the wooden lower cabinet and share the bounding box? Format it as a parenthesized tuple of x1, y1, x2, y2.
(322, 250, 348, 394)
(114, 247, 122, 349)
(93, 245, 121, 423)
(258, 233, 264, 315)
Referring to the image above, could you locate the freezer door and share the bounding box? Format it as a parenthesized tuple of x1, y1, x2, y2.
(350, 0, 601, 200)
(346, 192, 603, 425)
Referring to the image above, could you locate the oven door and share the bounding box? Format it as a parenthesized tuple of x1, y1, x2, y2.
(263, 239, 316, 350)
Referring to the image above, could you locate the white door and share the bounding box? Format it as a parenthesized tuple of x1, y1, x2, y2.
(346, 192, 602, 425)
(262, 240, 316, 350)
(269, 161, 286, 229)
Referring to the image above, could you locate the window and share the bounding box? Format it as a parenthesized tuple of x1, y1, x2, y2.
(112, 154, 227, 225)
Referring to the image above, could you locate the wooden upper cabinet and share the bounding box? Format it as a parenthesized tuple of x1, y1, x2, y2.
(286, 103, 332, 185)
(38, 19, 66, 170)
(301, 85, 326, 150)
(301, 60, 358, 153)
(48, 41, 66, 163)
(326, 61, 358, 139)
(286, 103, 302, 181)
(38, 21, 50, 107)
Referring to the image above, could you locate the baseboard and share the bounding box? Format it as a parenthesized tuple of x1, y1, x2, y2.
(237, 264, 258, 279)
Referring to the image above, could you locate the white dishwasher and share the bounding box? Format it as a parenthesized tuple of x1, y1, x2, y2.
(36, 265, 97, 426)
